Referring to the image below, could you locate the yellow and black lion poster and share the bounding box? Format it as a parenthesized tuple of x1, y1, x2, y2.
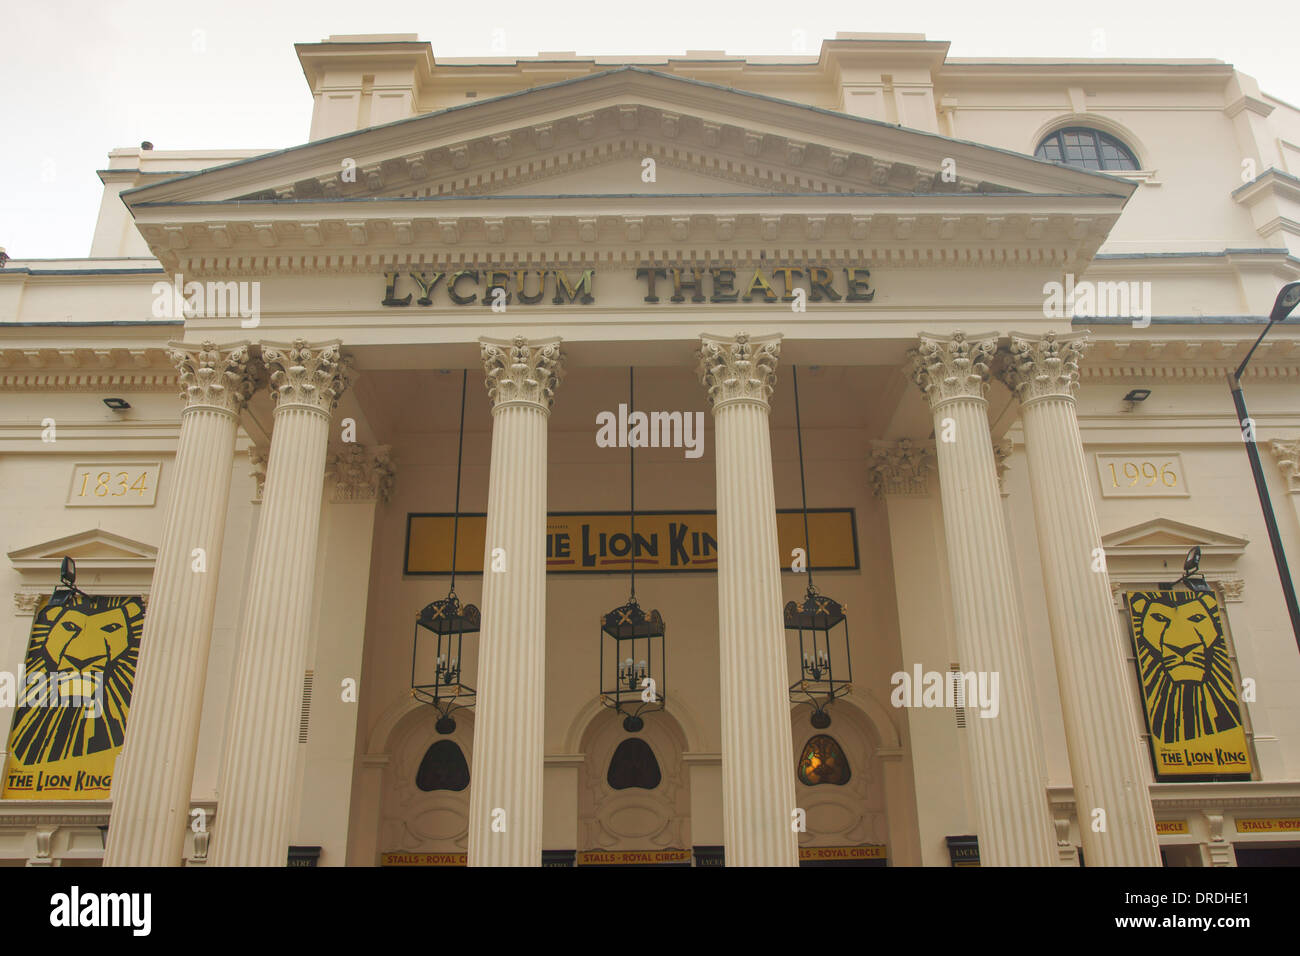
(1124, 590, 1252, 781)
(2, 594, 144, 799)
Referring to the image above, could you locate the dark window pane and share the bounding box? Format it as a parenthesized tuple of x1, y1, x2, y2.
(1036, 127, 1139, 171)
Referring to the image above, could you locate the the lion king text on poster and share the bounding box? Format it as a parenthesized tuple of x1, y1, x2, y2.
(2, 593, 144, 799)
(1124, 590, 1252, 780)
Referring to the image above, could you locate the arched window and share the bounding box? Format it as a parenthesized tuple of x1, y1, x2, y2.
(797, 734, 851, 786)
(1035, 127, 1138, 171)
(416, 740, 470, 792)
(607, 737, 662, 790)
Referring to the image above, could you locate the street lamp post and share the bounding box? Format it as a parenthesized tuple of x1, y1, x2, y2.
(1229, 281, 1300, 652)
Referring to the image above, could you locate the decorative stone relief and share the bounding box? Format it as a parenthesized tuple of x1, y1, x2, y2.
(909, 331, 997, 408)
(248, 448, 268, 502)
(993, 438, 1014, 495)
(1269, 439, 1300, 493)
(697, 332, 782, 410)
(867, 439, 933, 497)
(261, 339, 352, 414)
(578, 711, 691, 853)
(480, 335, 564, 412)
(13, 592, 42, 614)
(167, 340, 256, 416)
(330, 444, 395, 504)
(999, 331, 1089, 404)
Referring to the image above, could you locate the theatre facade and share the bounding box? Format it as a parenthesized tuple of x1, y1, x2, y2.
(3, 32, 1300, 867)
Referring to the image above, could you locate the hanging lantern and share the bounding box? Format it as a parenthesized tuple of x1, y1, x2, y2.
(411, 369, 478, 734)
(598, 367, 666, 732)
(785, 365, 852, 728)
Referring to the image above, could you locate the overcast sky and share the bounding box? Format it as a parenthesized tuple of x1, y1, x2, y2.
(3, 0, 1296, 259)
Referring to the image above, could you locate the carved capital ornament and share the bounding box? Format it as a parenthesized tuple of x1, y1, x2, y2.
(261, 339, 352, 415)
(330, 444, 396, 503)
(480, 335, 564, 413)
(909, 331, 997, 409)
(167, 340, 256, 417)
(1000, 331, 1089, 405)
(697, 332, 782, 411)
(867, 439, 934, 497)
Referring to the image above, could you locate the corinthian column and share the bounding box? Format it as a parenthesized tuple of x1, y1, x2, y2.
(1001, 331, 1160, 866)
(211, 340, 351, 866)
(698, 332, 798, 867)
(105, 342, 255, 866)
(910, 332, 1056, 866)
(467, 335, 563, 867)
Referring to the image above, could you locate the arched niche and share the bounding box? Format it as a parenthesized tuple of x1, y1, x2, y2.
(378, 706, 474, 855)
(578, 709, 691, 852)
(792, 700, 888, 850)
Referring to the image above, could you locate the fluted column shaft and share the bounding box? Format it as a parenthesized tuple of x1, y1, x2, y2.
(911, 332, 1056, 866)
(467, 336, 563, 867)
(1003, 332, 1160, 866)
(699, 332, 798, 867)
(211, 340, 350, 866)
(105, 342, 254, 866)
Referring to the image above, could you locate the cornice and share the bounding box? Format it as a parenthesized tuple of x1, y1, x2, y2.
(135, 201, 1120, 275)
(1048, 781, 1300, 814)
(0, 347, 177, 391)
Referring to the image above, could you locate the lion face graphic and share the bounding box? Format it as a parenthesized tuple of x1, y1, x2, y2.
(1128, 591, 1240, 744)
(7, 596, 143, 766)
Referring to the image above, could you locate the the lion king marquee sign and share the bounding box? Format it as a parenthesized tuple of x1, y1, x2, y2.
(1124, 590, 1252, 781)
(2, 593, 145, 799)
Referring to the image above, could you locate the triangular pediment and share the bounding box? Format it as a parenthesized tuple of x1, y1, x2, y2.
(125, 67, 1132, 206)
(123, 67, 1134, 265)
(8, 529, 158, 570)
(1101, 517, 1248, 560)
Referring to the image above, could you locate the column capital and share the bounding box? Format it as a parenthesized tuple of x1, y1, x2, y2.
(697, 332, 782, 411)
(261, 339, 353, 416)
(480, 335, 564, 413)
(329, 444, 395, 503)
(167, 340, 256, 417)
(867, 438, 934, 497)
(909, 331, 998, 409)
(999, 331, 1090, 405)
(1268, 438, 1300, 493)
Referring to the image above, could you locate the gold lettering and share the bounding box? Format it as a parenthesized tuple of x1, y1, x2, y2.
(770, 267, 803, 301)
(552, 269, 596, 304)
(844, 267, 874, 302)
(709, 267, 738, 302)
(448, 270, 479, 305)
(670, 267, 706, 303)
(410, 271, 443, 305)
(516, 269, 546, 304)
(382, 271, 412, 306)
(743, 268, 778, 302)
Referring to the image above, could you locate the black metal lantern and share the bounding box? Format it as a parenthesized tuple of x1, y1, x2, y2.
(411, 370, 478, 734)
(598, 368, 666, 732)
(785, 365, 852, 727)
